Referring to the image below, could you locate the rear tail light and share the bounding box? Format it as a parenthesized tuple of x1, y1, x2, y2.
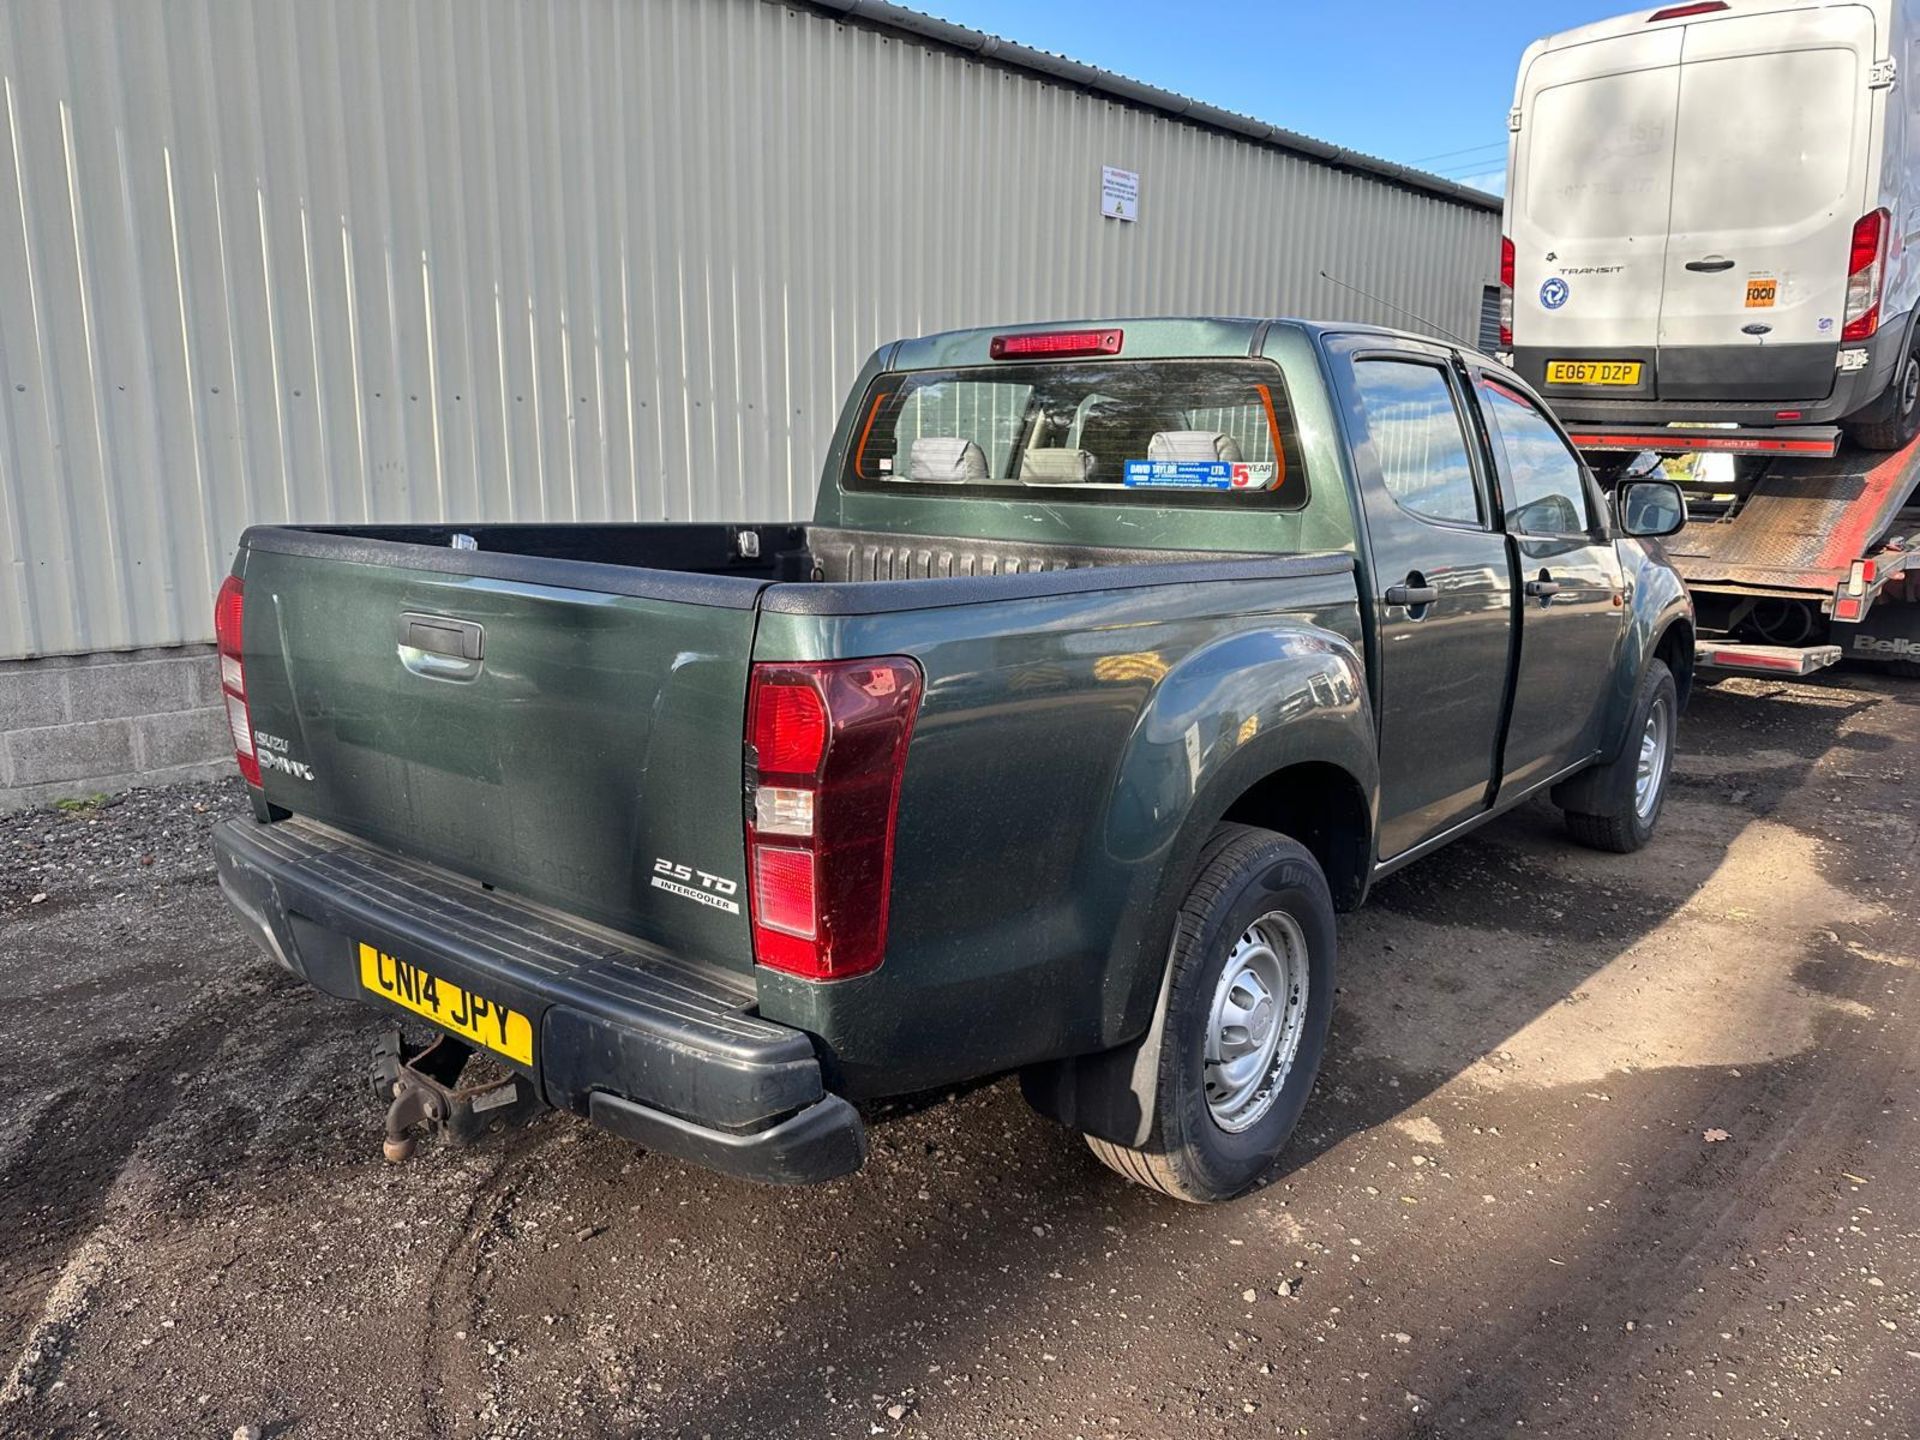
(1843, 208, 1890, 342)
(745, 657, 922, 981)
(213, 575, 261, 787)
(1498, 236, 1515, 348)
(989, 329, 1123, 360)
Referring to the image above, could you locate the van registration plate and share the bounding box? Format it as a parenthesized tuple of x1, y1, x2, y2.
(1545, 360, 1643, 386)
(358, 942, 535, 1066)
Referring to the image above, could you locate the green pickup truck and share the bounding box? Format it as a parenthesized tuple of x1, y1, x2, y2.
(212, 318, 1694, 1203)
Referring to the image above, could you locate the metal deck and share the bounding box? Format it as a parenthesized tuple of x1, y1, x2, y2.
(1665, 439, 1920, 594)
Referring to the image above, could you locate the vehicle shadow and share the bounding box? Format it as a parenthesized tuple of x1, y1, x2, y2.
(611, 675, 1895, 1438)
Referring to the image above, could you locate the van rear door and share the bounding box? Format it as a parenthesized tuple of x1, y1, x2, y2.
(1512, 25, 1685, 399)
(1655, 5, 1878, 400)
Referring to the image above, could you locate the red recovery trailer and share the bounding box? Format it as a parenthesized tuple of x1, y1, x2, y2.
(1570, 426, 1920, 681)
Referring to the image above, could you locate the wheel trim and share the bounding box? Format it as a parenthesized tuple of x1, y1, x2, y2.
(1902, 354, 1920, 417)
(1203, 911, 1310, 1133)
(1634, 696, 1671, 823)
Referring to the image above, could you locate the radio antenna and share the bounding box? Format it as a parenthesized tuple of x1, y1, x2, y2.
(1319, 269, 1475, 349)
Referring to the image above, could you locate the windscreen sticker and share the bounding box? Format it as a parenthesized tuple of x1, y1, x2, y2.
(1123, 459, 1278, 491)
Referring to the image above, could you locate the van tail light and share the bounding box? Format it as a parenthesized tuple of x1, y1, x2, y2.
(213, 575, 261, 787)
(745, 657, 922, 981)
(1648, 2, 1728, 21)
(1843, 208, 1890, 342)
(1498, 236, 1515, 347)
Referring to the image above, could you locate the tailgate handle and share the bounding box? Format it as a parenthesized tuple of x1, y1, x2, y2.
(398, 613, 484, 681)
(1685, 256, 1735, 273)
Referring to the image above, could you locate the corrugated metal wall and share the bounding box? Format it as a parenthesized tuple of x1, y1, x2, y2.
(0, 0, 1498, 660)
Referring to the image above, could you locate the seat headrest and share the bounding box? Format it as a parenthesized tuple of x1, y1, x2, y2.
(907, 436, 989, 482)
(1148, 430, 1244, 463)
(1019, 448, 1097, 485)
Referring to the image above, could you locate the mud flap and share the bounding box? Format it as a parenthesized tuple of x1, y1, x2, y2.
(1020, 937, 1179, 1150)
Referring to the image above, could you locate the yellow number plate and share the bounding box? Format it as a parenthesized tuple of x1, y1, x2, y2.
(1545, 360, 1644, 386)
(358, 942, 534, 1066)
(1745, 277, 1778, 308)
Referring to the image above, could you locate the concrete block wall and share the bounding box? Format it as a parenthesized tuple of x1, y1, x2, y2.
(0, 647, 232, 813)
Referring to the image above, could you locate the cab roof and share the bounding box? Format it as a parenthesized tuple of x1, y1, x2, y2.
(885, 317, 1489, 371)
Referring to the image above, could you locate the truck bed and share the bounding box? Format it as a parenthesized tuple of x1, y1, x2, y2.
(272, 521, 1277, 588)
(232, 520, 1355, 985)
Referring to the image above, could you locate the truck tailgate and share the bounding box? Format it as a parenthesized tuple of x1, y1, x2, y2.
(235, 536, 760, 974)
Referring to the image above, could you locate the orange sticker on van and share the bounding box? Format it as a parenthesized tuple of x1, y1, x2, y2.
(1744, 277, 1778, 308)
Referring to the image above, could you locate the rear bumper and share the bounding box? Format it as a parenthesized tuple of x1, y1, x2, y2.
(212, 817, 865, 1186)
(1518, 325, 1902, 427)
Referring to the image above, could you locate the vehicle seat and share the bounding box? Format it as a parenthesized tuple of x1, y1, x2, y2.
(908, 436, 989, 482)
(1148, 430, 1244, 463)
(1019, 448, 1097, 484)
(1078, 400, 1191, 480)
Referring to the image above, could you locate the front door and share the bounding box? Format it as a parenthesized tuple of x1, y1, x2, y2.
(1473, 374, 1627, 793)
(1334, 343, 1516, 861)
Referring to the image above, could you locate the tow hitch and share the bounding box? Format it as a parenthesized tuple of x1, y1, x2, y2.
(370, 1030, 542, 1162)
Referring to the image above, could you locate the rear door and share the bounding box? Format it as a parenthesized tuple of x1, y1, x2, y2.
(1656, 5, 1878, 397)
(237, 539, 761, 973)
(1512, 24, 1685, 398)
(1330, 338, 1516, 861)
(1472, 374, 1627, 792)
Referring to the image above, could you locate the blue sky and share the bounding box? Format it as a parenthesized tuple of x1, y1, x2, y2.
(913, 1, 1647, 195)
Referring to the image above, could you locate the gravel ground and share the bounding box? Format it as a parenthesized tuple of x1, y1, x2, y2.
(1, 671, 1916, 1439)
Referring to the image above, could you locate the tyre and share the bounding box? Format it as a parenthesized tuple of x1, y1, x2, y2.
(1846, 338, 1920, 451)
(1084, 824, 1335, 1203)
(1559, 658, 1678, 854)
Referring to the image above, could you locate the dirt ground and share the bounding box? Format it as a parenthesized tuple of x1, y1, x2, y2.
(1, 668, 1915, 1440)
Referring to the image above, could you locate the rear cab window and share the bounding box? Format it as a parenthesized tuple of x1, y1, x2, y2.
(844, 360, 1309, 509)
(1348, 359, 1487, 527)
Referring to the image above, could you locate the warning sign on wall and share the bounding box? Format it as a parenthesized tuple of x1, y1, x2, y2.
(1101, 166, 1140, 222)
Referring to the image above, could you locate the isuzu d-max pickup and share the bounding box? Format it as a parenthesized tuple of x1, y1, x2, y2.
(212, 318, 1693, 1202)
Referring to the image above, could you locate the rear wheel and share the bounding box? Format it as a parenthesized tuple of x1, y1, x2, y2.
(1560, 658, 1678, 854)
(1847, 338, 1920, 451)
(1084, 825, 1335, 1203)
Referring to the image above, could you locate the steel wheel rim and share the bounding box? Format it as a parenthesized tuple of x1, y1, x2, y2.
(1634, 696, 1671, 823)
(1902, 354, 1920, 416)
(1204, 911, 1310, 1133)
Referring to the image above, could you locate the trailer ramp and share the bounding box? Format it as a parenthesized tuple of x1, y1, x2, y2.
(1665, 441, 1920, 595)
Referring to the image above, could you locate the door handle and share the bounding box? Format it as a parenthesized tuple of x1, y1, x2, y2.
(1525, 575, 1563, 601)
(1685, 257, 1736, 273)
(1385, 581, 1440, 608)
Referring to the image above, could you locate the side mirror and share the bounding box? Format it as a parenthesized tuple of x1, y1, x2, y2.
(1615, 478, 1688, 539)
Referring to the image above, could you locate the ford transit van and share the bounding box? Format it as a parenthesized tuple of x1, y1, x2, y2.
(1503, 0, 1920, 449)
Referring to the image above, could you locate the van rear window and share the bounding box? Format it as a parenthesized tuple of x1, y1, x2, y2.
(844, 360, 1308, 508)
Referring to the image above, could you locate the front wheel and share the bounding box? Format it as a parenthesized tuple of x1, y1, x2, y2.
(1084, 825, 1335, 1203)
(1559, 658, 1678, 854)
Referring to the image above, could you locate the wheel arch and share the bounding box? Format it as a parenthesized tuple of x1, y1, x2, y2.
(1216, 759, 1373, 913)
(1022, 756, 1372, 1150)
(1653, 613, 1695, 712)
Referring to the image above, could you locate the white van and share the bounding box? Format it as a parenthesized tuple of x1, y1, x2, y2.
(1503, 0, 1920, 450)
